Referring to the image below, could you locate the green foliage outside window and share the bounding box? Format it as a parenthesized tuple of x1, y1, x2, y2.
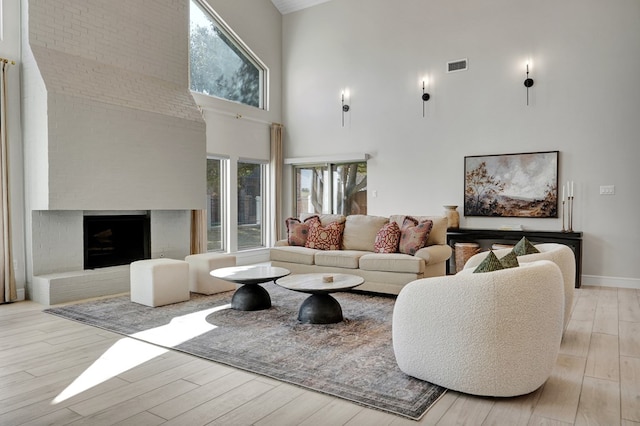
(190, 1, 262, 108)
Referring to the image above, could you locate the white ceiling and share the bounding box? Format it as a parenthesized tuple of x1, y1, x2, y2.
(270, 0, 332, 15)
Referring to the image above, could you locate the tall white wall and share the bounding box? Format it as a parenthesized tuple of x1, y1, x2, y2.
(24, 0, 206, 211)
(282, 0, 640, 285)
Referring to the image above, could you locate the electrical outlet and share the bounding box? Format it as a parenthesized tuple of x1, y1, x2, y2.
(599, 185, 615, 195)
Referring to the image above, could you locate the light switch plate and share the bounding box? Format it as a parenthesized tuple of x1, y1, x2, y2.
(600, 185, 615, 195)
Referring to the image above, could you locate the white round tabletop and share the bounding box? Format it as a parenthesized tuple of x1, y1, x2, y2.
(211, 265, 290, 285)
(275, 273, 364, 294)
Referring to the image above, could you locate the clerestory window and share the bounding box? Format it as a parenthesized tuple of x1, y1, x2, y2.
(189, 0, 267, 109)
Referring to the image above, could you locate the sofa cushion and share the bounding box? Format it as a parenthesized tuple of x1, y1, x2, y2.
(315, 250, 367, 269)
(399, 217, 433, 255)
(359, 253, 425, 274)
(270, 246, 318, 265)
(374, 221, 401, 253)
(342, 215, 389, 251)
(305, 219, 345, 250)
(285, 215, 318, 246)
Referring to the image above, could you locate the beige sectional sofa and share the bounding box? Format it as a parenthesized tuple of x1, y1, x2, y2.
(270, 214, 452, 295)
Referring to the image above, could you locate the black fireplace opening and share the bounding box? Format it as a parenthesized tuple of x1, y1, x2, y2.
(84, 214, 151, 269)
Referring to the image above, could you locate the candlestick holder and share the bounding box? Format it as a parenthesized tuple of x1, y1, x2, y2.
(561, 200, 566, 232)
(568, 196, 574, 232)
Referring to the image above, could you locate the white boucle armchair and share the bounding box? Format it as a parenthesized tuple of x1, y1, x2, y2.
(463, 243, 575, 330)
(392, 260, 564, 397)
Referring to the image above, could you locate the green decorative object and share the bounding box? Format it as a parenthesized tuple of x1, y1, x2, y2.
(473, 251, 504, 273)
(499, 251, 520, 269)
(512, 237, 540, 256)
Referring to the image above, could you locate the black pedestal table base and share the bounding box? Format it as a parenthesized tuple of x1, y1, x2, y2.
(298, 294, 343, 324)
(231, 284, 272, 311)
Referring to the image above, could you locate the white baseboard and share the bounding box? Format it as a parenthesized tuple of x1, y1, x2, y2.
(582, 275, 640, 290)
(16, 288, 25, 301)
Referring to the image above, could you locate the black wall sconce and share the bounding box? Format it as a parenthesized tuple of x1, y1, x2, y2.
(341, 91, 350, 127)
(422, 80, 430, 117)
(524, 63, 534, 105)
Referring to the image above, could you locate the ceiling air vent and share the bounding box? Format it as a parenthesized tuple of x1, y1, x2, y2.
(447, 58, 468, 73)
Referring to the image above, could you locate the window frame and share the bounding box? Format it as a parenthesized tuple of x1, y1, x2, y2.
(189, 0, 269, 110)
(292, 161, 367, 217)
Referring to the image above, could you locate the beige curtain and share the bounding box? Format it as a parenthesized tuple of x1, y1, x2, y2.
(190, 209, 207, 255)
(0, 60, 16, 303)
(270, 123, 284, 243)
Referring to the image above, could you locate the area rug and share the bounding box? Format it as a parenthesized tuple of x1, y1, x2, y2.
(44, 282, 446, 420)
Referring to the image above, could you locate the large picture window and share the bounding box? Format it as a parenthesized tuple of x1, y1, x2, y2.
(189, 0, 267, 109)
(207, 158, 226, 251)
(238, 161, 266, 249)
(295, 162, 367, 217)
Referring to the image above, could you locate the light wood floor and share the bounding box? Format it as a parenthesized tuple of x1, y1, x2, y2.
(1, 285, 639, 425)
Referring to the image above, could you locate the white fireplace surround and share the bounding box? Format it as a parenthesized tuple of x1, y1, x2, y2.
(22, 1, 206, 304)
(30, 210, 190, 305)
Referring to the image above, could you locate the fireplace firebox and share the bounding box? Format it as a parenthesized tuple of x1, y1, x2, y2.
(84, 214, 151, 269)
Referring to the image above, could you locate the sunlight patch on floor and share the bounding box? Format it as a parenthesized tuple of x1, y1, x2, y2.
(52, 303, 231, 404)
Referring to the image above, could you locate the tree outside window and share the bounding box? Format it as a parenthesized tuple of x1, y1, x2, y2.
(238, 162, 265, 249)
(296, 162, 367, 216)
(207, 158, 224, 251)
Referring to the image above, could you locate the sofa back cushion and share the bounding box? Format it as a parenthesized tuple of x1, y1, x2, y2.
(342, 215, 389, 251)
(390, 215, 448, 246)
(300, 213, 346, 226)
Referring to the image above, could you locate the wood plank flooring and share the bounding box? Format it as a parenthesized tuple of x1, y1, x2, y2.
(0, 285, 638, 425)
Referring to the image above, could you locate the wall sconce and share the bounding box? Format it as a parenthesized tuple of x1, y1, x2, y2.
(341, 90, 350, 127)
(524, 63, 534, 105)
(421, 80, 431, 117)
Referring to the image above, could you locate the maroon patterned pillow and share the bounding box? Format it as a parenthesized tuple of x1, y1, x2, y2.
(374, 222, 401, 253)
(399, 218, 433, 255)
(285, 215, 319, 246)
(305, 219, 345, 250)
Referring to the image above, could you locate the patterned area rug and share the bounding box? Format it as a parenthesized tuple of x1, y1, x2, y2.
(45, 282, 446, 420)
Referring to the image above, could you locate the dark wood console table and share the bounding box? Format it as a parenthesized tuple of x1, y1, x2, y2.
(446, 228, 583, 288)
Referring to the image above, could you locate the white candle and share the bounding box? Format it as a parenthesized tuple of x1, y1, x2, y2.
(571, 181, 574, 197)
(562, 185, 565, 202)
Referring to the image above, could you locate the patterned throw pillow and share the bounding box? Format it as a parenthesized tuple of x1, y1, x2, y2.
(285, 216, 319, 246)
(305, 219, 345, 250)
(373, 222, 401, 253)
(512, 237, 540, 256)
(473, 251, 505, 273)
(499, 251, 520, 269)
(398, 217, 433, 255)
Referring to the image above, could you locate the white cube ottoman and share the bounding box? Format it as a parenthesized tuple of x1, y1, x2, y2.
(185, 253, 237, 295)
(130, 258, 190, 307)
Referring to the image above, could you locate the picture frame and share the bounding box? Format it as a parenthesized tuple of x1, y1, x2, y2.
(464, 151, 559, 218)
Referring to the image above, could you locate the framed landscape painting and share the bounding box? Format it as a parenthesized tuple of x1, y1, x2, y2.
(464, 151, 559, 218)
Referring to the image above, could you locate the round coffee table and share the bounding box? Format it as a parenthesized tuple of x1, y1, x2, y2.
(275, 273, 364, 324)
(211, 265, 290, 311)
